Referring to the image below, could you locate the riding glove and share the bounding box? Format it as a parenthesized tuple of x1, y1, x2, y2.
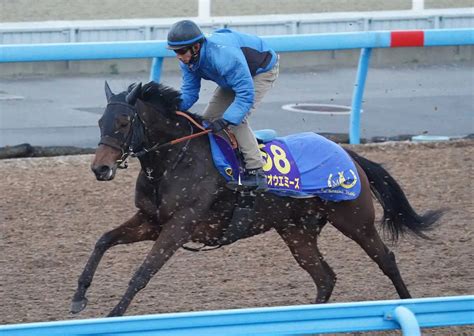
(207, 118, 229, 133)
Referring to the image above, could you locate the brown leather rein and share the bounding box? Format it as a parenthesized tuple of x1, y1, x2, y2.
(175, 111, 237, 149)
(129, 111, 236, 159)
(127, 111, 207, 158)
(166, 111, 211, 146)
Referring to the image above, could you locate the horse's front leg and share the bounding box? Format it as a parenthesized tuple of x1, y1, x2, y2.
(71, 211, 158, 314)
(107, 208, 197, 317)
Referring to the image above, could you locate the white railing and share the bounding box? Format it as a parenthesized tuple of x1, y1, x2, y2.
(1, 8, 472, 44)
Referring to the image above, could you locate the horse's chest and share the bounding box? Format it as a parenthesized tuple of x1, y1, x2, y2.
(143, 166, 157, 181)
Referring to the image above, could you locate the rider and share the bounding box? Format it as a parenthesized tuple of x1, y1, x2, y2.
(167, 20, 279, 191)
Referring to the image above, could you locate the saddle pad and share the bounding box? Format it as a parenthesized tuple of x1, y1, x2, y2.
(208, 131, 361, 201)
(265, 132, 361, 201)
(208, 133, 240, 181)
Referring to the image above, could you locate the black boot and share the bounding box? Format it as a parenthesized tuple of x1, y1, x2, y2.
(240, 168, 268, 192)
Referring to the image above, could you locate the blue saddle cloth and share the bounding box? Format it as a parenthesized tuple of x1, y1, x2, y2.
(208, 131, 361, 201)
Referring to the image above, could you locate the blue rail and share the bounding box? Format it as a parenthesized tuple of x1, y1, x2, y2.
(0, 296, 472, 336)
(0, 28, 473, 143)
(1, 29, 472, 62)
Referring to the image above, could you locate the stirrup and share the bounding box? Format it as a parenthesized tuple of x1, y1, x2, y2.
(226, 170, 268, 192)
(226, 179, 267, 193)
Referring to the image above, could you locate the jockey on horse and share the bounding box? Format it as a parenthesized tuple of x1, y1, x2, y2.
(167, 20, 279, 191)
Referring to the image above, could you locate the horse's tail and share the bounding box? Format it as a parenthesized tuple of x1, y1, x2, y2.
(345, 148, 444, 241)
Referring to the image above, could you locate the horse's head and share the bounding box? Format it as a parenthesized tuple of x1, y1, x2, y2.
(91, 81, 143, 181)
(92, 81, 183, 181)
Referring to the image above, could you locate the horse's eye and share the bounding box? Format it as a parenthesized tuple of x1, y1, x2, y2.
(117, 115, 130, 128)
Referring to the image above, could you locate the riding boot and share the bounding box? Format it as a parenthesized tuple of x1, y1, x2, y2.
(240, 168, 268, 192)
(226, 168, 268, 192)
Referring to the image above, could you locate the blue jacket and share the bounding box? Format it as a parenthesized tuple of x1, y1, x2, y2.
(179, 29, 277, 125)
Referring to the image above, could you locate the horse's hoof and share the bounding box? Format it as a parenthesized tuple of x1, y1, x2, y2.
(70, 298, 88, 314)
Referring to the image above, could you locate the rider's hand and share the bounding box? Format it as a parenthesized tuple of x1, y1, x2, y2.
(206, 118, 229, 133)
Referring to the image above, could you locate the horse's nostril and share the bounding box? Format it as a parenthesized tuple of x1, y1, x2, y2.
(93, 165, 110, 175)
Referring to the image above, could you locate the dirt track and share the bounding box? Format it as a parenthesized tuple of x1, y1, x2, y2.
(0, 140, 473, 335)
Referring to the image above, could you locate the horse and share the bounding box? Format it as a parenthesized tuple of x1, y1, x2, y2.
(71, 81, 443, 317)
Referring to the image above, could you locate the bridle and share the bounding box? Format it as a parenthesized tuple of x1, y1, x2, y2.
(99, 101, 211, 169)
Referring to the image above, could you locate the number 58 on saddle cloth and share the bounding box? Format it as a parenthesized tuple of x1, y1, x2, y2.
(208, 131, 361, 202)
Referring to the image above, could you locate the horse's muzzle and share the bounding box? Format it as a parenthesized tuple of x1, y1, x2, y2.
(91, 144, 121, 181)
(91, 164, 116, 181)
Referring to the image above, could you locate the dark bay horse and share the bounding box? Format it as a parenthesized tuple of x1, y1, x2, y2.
(71, 81, 443, 317)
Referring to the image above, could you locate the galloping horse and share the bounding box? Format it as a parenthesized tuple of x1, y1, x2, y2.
(71, 81, 443, 317)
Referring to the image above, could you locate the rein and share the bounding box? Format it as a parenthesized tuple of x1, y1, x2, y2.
(131, 111, 210, 158)
(114, 107, 236, 171)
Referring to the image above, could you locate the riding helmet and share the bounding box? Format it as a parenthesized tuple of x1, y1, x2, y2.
(167, 20, 205, 50)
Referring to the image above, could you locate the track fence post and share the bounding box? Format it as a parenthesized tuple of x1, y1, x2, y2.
(150, 57, 164, 82)
(350, 47, 372, 144)
(392, 306, 422, 336)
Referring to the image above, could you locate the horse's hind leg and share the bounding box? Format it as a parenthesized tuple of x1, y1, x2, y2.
(275, 219, 336, 303)
(71, 211, 159, 314)
(328, 187, 411, 299)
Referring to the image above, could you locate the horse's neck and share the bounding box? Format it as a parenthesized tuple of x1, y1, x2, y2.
(137, 102, 213, 179)
(137, 126, 197, 181)
(139, 132, 212, 184)
(138, 104, 189, 145)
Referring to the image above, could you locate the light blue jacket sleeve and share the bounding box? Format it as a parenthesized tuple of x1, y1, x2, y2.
(179, 63, 201, 111)
(217, 51, 255, 125)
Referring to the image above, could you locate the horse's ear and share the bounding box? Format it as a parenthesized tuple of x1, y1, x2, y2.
(126, 82, 142, 105)
(105, 81, 114, 102)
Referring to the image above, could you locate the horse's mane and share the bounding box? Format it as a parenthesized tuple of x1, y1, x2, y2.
(134, 81, 204, 123)
(138, 82, 182, 115)
(133, 81, 203, 123)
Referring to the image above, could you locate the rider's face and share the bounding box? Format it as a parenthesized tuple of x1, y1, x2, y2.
(175, 48, 192, 64)
(174, 44, 200, 65)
